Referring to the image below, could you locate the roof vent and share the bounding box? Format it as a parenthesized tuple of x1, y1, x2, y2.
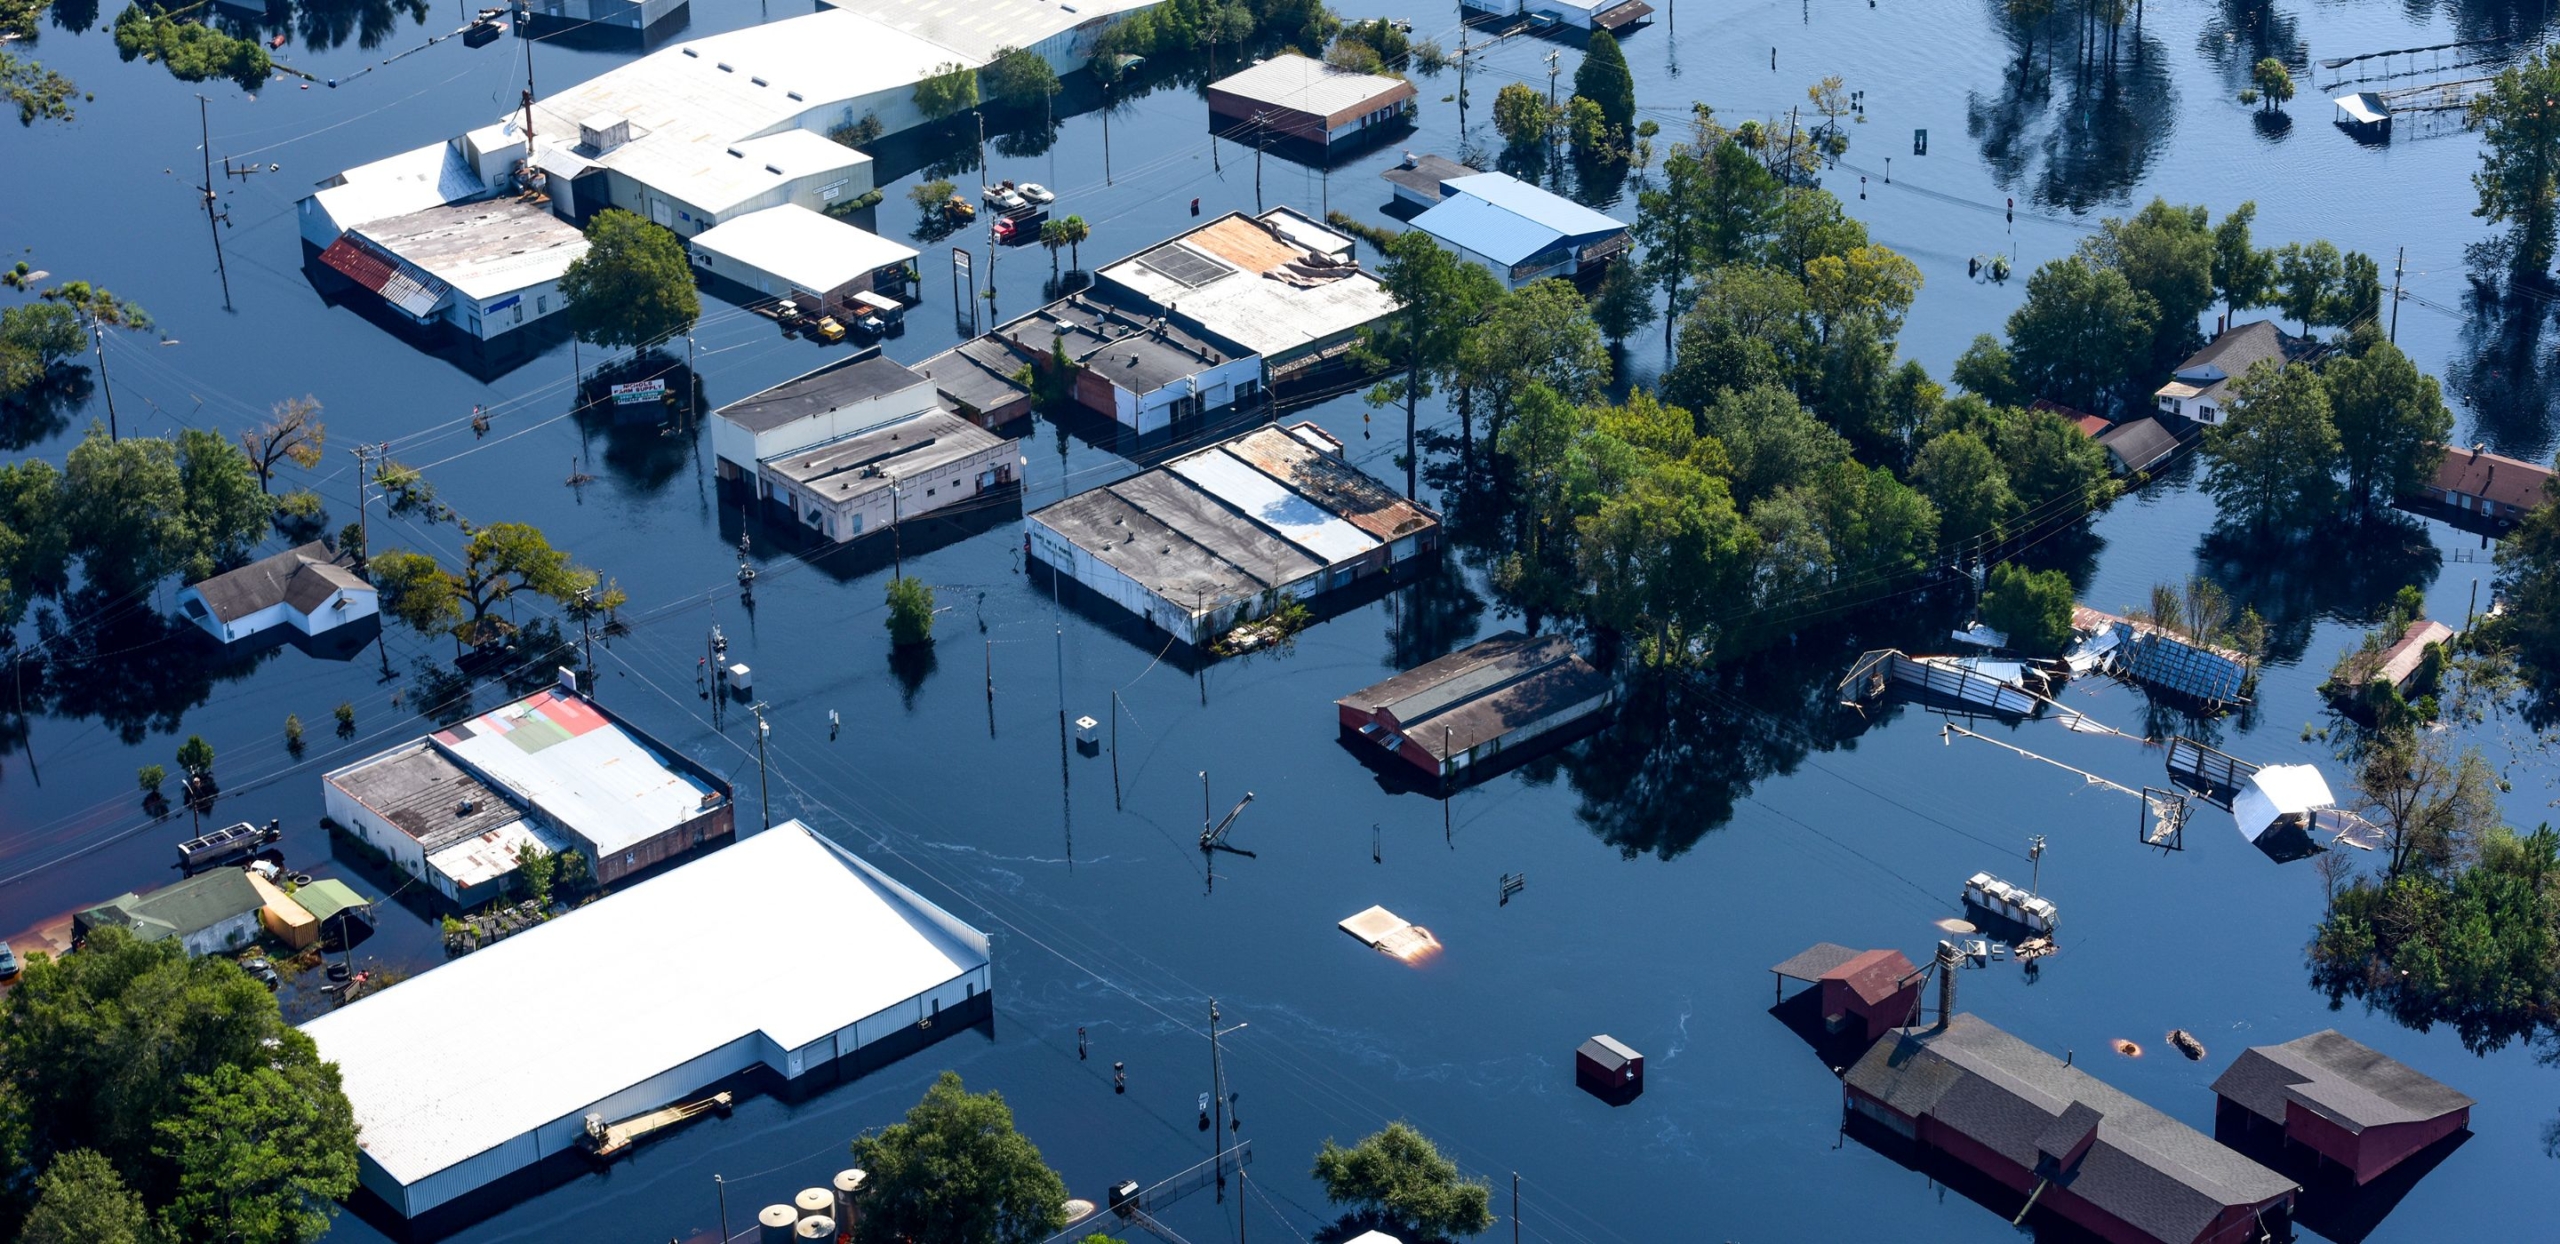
(750, 75, 768, 86)
(787, 90, 804, 101)
(726, 147, 745, 158)
(716, 61, 734, 72)
(681, 46, 698, 56)
(766, 164, 784, 175)
(457, 796, 477, 815)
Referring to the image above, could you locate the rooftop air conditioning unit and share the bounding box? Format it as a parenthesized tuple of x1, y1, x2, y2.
(579, 113, 631, 154)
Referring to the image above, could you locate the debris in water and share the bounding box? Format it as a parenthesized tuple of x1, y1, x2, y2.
(2167, 1029, 2206, 1061)
(2111, 1038, 2143, 1058)
(1934, 917, 1977, 934)
(1338, 905, 1440, 963)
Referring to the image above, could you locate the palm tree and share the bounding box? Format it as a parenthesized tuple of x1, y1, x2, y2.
(1059, 215, 1091, 270)
(1039, 219, 1070, 275)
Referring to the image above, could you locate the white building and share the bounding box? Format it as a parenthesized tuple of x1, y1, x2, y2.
(689, 203, 918, 316)
(298, 131, 511, 251)
(760, 410, 1018, 542)
(817, 0, 1164, 74)
(523, 0, 686, 34)
(711, 351, 942, 482)
(1094, 208, 1400, 381)
(2154, 320, 2288, 427)
(177, 541, 377, 644)
(302, 822, 992, 1219)
(1456, 0, 1654, 32)
(316, 198, 589, 341)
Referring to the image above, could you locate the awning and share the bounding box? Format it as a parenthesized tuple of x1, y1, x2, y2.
(1591, 0, 1654, 27)
(2334, 92, 2390, 125)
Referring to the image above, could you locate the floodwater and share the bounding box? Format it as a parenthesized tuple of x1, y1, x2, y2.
(0, 0, 2551, 1240)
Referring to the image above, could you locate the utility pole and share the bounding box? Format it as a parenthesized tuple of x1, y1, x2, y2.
(2389, 245, 2404, 344)
(196, 95, 233, 311)
(519, 12, 537, 158)
(1253, 113, 1265, 212)
(1512, 1172, 1520, 1244)
(749, 701, 772, 831)
(1544, 48, 1560, 105)
(715, 1175, 731, 1244)
(1110, 688, 1122, 809)
(890, 481, 904, 580)
(88, 314, 121, 441)
(348, 444, 371, 559)
(1208, 1000, 1247, 1197)
(2027, 834, 2046, 895)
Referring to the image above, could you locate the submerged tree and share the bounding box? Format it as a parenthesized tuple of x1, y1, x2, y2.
(1311, 1122, 1494, 1240)
(851, 1072, 1067, 1244)
(886, 576, 935, 648)
(2201, 358, 2340, 531)
(2468, 45, 2560, 280)
(559, 209, 700, 352)
(240, 397, 326, 494)
(370, 522, 602, 649)
(1979, 561, 2075, 655)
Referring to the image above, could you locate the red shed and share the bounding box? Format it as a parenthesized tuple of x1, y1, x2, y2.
(1575, 1035, 1642, 1101)
(2211, 1030, 2473, 1186)
(1770, 943, 1924, 1045)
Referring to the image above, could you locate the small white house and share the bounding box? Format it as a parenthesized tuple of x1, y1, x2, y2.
(710, 352, 941, 481)
(2154, 320, 2288, 427)
(690, 204, 918, 317)
(178, 541, 378, 644)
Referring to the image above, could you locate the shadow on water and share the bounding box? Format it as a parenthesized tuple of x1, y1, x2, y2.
(1968, 27, 2175, 214)
(0, 367, 93, 452)
(18, 590, 280, 747)
(2445, 284, 2560, 466)
(2194, 0, 2301, 86)
(1379, 553, 1485, 674)
(2192, 510, 2440, 665)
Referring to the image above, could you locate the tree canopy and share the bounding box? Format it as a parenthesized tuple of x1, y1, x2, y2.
(850, 1072, 1068, 1244)
(2200, 358, 2340, 531)
(559, 209, 700, 351)
(914, 61, 979, 120)
(2324, 338, 2451, 509)
(372, 522, 602, 648)
(2469, 46, 2560, 278)
(2001, 255, 2155, 413)
(1980, 562, 2075, 655)
(1311, 1122, 1494, 1240)
(1570, 31, 1634, 152)
(983, 47, 1060, 110)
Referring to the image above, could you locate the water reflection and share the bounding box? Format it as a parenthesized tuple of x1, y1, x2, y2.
(1968, 26, 2175, 213)
(2193, 511, 2441, 664)
(2445, 284, 2560, 465)
(2194, 0, 2301, 86)
(0, 366, 92, 452)
(23, 589, 279, 745)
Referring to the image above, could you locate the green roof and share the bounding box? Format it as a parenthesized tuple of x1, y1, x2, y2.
(295, 878, 373, 924)
(79, 869, 262, 941)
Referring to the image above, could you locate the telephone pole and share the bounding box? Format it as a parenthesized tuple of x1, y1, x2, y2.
(749, 700, 772, 831)
(1208, 1000, 1247, 1197)
(1544, 48, 1560, 105)
(348, 443, 371, 559)
(196, 95, 233, 311)
(2027, 834, 2046, 895)
(2389, 245, 2404, 344)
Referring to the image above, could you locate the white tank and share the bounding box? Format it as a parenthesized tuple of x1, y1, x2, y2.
(832, 1169, 867, 1228)
(758, 1204, 798, 1244)
(794, 1187, 833, 1221)
(795, 1216, 836, 1240)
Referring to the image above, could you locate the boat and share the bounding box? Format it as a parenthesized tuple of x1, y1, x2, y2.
(1961, 871, 2057, 936)
(176, 820, 281, 873)
(580, 1091, 734, 1162)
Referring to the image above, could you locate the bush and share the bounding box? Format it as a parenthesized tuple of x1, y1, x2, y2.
(283, 713, 303, 750)
(137, 763, 165, 793)
(887, 576, 936, 648)
(1979, 562, 2075, 656)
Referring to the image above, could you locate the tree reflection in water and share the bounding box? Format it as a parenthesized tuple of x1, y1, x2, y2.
(2445, 284, 2560, 467)
(1969, 25, 2175, 214)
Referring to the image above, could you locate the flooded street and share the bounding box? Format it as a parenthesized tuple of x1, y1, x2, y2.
(0, 0, 2552, 1240)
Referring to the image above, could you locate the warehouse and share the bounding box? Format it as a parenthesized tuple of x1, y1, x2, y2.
(712, 351, 942, 481)
(759, 410, 1018, 543)
(997, 295, 1262, 435)
(1335, 631, 1614, 781)
(1026, 423, 1436, 644)
(689, 204, 917, 317)
(324, 678, 732, 902)
(1204, 53, 1415, 151)
(315, 198, 589, 342)
(302, 822, 992, 1220)
(1095, 209, 1400, 379)
(1410, 171, 1630, 290)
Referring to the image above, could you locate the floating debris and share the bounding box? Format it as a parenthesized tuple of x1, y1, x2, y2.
(2112, 1038, 2143, 1058)
(1933, 916, 1978, 935)
(1338, 905, 1440, 963)
(2167, 1029, 2207, 1061)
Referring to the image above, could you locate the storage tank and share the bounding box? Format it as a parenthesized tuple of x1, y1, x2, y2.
(758, 1204, 798, 1244)
(831, 1169, 867, 1229)
(794, 1187, 834, 1221)
(795, 1216, 836, 1240)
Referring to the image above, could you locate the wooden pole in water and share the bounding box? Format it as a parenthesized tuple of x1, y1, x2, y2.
(715, 1175, 730, 1244)
(1512, 1172, 1519, 1244)
(1110, 689, 1122, 809)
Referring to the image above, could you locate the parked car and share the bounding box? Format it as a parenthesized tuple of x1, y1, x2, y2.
(0, 941, 17, 980)
(1018, 182, 1055, 204)
(774, 298, 808, 330)
(240, 956, 280, 990)
(984, 186, 1027, 212)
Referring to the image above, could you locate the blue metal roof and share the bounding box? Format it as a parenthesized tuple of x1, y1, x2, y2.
(1410, 173, 1627, 267)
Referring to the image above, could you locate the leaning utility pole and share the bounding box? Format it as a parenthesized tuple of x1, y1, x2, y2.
(196, 95, 233, 311)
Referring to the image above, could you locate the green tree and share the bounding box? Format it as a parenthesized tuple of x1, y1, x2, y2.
(370, 523, 601, 648)
(61, 423, 186, 591)
(136, 763, 165, 794)
(1803, 243, 1922, 346)
(2274, 240, 2343, 335)
(984, 47, 1060, 110)
(886, 576, 935, 648)
(2002, 256, 2156, 412)
(1913, 430, 2019, 556)
(1577, 459, 1755, 664)
(1323, 35, 1384, 75)
(154, 1061, 357, 1244)
(1491, 81, 1556, 150)
(1458, 279, 1609, 448)
(910, 177, 957, 215)
(513, 841, 560, 908)
(1588, 260, 1655, 346)
(20, 1150, 146, 1244)
(1951, 334, 2026, 407)
(111, 4, 270, 93)
(1056, 214, 1091, 269)
(2325, 339, 2452, 509)
(2081, 198, 2215, 370)
(1038, 218, 1071, 275)
(2487, 463, 2560, 689)
(1702, 383, 1849, 505)
(0, 301, 83, 397)
(2470, 47, 2560, 278)
(2211, 201, 2276, 322)
(1765, 187, 1868, 282)
(559, 209, 700, 351)
(1310, 1122, 1494, 1240)
(850, 1072, 1068, 1244)
(2201, 358, 2340, 530)
(1980, 562, 2074, 655)
(914, 61, 979, 121)
(1994, 405, 2117, 521)
(1369, 232, 1502, 474)
(175, 733, 214, 780)
(1565, 95, 1611, 162)
(2250, 56, 2294, 112)
(1661, 264, 1811, 410)
(174, 428, 267, 580)
(1572, 29, 1634, 143)
(2, 51, 80, 126)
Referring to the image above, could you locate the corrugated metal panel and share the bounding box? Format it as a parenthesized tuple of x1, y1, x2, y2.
(1166, 448, 1378, 564)
(1411, 193, 1561, 268)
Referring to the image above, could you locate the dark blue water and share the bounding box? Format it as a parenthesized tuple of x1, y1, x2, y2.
(0, 0, 2550, 1240)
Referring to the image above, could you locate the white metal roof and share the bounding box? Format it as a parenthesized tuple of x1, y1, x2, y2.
(311, 140, 485, 237)
(436, 689, 721, 860)
(2233, 764, 2336, 843)
(1097, 211, 1399, 360)
(820, 0, 1161, 64)
(423, 818, 567, 893)
(1208, 53, 1411, 120)
(692, 205, 919, 293)
(302, 823, 987, 1190)
(1167, 447, 1378, 564)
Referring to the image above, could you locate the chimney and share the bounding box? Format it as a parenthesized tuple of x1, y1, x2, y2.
(1934, 940, 1960, 1031)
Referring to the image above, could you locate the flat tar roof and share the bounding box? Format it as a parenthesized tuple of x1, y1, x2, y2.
(1338, 631, 1611, 760)
(1098, 210, 1399, 362)
(999, 296, 1235, 395)
(302, 823, 989, 1193)
(325, 740, 528, 856)
(762, 410, 1009, 503)
(435, 688, 722, 859)
(716, 352, 933, 433)
(354, 198, 590, 302)
(915, 338, 1036, 417)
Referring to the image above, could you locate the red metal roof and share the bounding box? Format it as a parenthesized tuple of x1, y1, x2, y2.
(1822, 948, 1919, 1007)
(318, 235, 397, 294)
(2429, 444, 2553, 511)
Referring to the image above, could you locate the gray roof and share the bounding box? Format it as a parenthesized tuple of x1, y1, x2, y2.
(1772, 941, 1864, 982)
(1206, 53, 1415, 122)
(184, 541, 371, 623)
(2210, 1030, 2473, 1135)
(714, 352, 930, 433)
(1337, 631, 1612, 760)
(1380, 153, 1478, 202)
(761, 410, 1009, 504)
(997, 296, 1233, 397)
(914, 338, 1035, 419)
(2173, 320, 2287, 383)
(327, 740, 529, 855)
(2098, 416, 2180, 473)
(1846, 1014, 2295, 1243)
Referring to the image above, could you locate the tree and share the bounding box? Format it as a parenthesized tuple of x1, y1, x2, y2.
(984, 47, 1060, 111)
(910, 177, 957, 216)
(1702, 384, 1849, 505)
(2, 51, 80, 126)
(1951, 334, 2026, 407)
(371, 523, 600, 648)
(1458, 279, 1609, 447)
(1323, 36, 1384, 75)
(1803, 243, 1923, 346)
(1056, 215, 1090, 269)
(2470, 47, 2560, 279)
(2274, 240, 2343, 335)
(1565, 96, 1612, 162)
(2211, 201, 2276, 323)
(239, 397, 324, 494)
(173, 428, 267, 580)
(1576, 459, 1755, 664)
(136, 763, 165, 794)
(1202, 2, 1254, 71)
(1589, 261, 1655, 346)
(2325, 340, 2451, 509)
(513, 840, 560, 908)
(21, 1150, 146, 1244)
(39, 280, 149, 438)
(0, 927, 355, 1241)
(60, 423, 186, 592)
(1634, 147, 1704, 347)
(850, 1072, 1068, 1244)
(1310, 1122, 1494, 1240)
(1038, 218, 1071, 275)
(2002, 256, 2156, 412)
(175, 733, 215, 780)
(2201, 359, 2340, 530)
(1, 301, 83, 398)
(2250, 57, 2294, 112)
(1661, 264, 1811, 410)
(1572, 29, 1634, 143)
(886, 576, 935, 648)
(2355, 730, 2502, 879)
(1980, 562, 2074, 655)
(111, 4, 270, 92)
(2488, 463, 2560, 689)
(914, 61, 978, 121)
(1913, 430, 2020, 555)
(559, 209, 701, 351)
(1369, 233, 1500, 477)
(1491, 81, 1556, 150)
(2081, 198, 2215, 370)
